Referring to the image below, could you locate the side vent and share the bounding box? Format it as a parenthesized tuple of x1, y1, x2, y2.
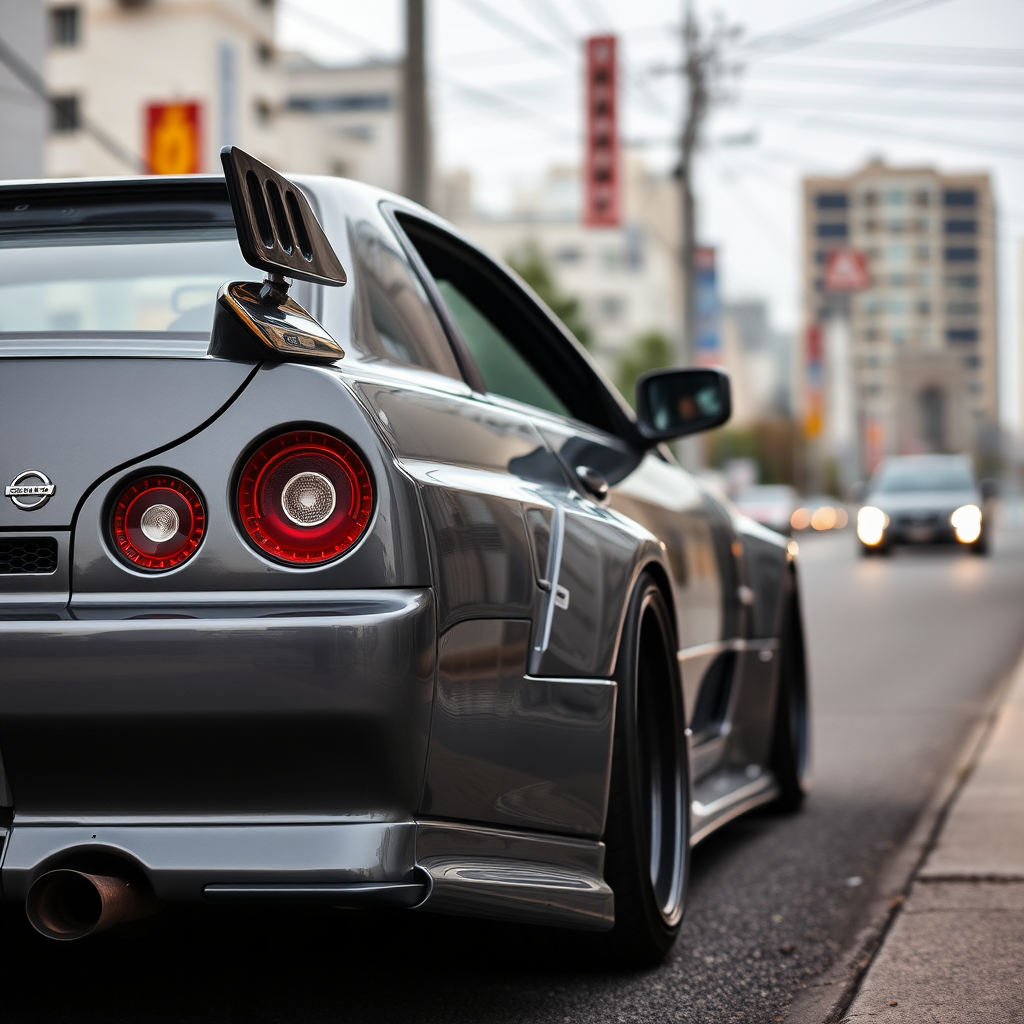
(0, 537, 58, 575)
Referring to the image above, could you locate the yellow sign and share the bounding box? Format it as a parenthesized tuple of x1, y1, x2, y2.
(146, 103, 201, 175)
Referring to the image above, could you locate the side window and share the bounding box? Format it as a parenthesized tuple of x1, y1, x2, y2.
(346, 218, 463, 379)
(433, 278, 569, 417)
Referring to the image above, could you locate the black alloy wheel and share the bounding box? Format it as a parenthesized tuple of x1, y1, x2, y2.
(769, 577, 811, 812)
(602, 574, 689, 966)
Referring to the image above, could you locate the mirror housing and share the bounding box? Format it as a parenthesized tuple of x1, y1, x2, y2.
(209, 146, 347, 363)
(635, 367, 731, 443)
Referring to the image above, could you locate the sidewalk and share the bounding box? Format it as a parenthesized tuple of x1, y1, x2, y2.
(843, 655, 1024, 1022)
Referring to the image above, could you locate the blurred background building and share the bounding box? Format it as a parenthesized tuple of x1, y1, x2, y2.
(2, 0, 1021, 494)
(803, 160, 999, 482)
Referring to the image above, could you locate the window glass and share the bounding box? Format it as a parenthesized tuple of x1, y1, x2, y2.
(347, 219, 462, 378)
(435, 279, 569, 416)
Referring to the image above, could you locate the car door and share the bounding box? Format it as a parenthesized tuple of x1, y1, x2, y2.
(390, 210, 739, 785)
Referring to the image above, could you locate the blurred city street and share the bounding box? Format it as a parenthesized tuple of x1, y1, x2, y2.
(5, 517, 1024, 1023)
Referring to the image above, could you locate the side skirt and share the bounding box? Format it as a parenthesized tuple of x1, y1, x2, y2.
(414, 821, 614, 932)
(689, 770, 781, 846)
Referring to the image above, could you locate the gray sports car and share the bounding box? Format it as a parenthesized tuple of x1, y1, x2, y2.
(0, 150, 809, 964)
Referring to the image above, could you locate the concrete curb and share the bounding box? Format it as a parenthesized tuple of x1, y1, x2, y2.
(784, 660, 1019, 1024)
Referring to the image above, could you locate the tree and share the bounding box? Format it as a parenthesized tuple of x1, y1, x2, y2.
(615, 330, 674, 409)
(507, 244, 592, 350)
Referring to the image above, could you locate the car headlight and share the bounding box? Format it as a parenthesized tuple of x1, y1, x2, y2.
(857, 505, 889, 546)
(950, 504, 982, 544)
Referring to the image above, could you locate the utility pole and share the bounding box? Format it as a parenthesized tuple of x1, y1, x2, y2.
(403, 0, 429, 207)
(678, 6, 707, 369)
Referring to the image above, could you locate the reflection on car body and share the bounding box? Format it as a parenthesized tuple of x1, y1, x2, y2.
(0, 152, 810, 964)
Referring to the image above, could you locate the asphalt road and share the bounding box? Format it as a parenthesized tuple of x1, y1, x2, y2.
(6, 521, 1024, 1023)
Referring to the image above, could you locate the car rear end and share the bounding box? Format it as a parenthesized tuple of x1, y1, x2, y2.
(0, 178, 436, 919)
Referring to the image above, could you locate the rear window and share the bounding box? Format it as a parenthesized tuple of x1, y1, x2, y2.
(873, 459, 975, 494)
(0, 183, 308, 356)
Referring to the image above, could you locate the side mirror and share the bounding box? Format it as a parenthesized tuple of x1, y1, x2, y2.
(635, 367, 731, 443)
(209, 146, 348, 363)
(848, 481, 866, 503)
(980, 478, 998, 499)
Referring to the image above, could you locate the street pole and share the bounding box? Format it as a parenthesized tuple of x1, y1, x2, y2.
(403, 0, 429, 207)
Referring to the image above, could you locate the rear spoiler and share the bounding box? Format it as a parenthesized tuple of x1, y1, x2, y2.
(209, 148, 348, 364)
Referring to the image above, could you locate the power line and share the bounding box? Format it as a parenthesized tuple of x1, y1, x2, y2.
(757, 110, 1024, 161)
(784, 39, 1024, 67)
(741, 0, 955, 59)
(745, 63, 1024, 94)
(0, 30, 146, 172)
(279, 0, 395, 61)
(741, 94, 1024, 122)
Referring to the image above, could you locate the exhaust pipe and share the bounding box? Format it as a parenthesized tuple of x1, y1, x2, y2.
(26, 869, 160, 941)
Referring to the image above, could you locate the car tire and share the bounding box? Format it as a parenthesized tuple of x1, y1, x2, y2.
(769, 578, 811, 813)
(602, 573, 689, 967)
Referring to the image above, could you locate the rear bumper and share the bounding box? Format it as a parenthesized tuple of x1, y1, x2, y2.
(0, 589, 435, 819)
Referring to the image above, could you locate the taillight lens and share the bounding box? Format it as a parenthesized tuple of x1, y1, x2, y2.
(111, 476, 206, 570)
(237, 430, 373, 565)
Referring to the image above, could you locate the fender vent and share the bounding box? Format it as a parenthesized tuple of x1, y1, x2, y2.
(0, 537, 58, 575)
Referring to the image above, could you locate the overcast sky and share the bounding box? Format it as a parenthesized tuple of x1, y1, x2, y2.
(278, 0, 1024, 428)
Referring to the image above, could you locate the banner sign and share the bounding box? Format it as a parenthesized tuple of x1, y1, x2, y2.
(693, 246, 720, 366)
(804, 322, 823, 439)
(583, 36, 619, 227)
(146, 102, 202, 175)
(823, 248, 870, 292)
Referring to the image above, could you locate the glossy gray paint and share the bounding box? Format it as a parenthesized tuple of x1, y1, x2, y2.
(0, 590, 433, 817)
(0, 359, 256, 530)
(0, 173, 803, 934)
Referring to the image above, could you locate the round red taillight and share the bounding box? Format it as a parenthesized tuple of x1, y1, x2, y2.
(111, 476, 206, 571)
(237, 430, 373, 565)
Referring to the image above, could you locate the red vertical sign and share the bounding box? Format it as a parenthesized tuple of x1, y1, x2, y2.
(584, 35, 619, 227)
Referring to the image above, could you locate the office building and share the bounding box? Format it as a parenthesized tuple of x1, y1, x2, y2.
(802, 159, 998, 474)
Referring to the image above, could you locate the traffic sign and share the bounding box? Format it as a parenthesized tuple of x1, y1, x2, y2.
(823, 249, 870, 292)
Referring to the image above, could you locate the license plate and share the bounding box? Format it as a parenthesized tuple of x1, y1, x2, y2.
(905, 525, 935, 542)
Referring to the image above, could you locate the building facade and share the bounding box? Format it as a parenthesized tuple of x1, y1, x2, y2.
(456, 161, 683, 375)
(802, 160, 998, 477)
(1, 0, 409, 189)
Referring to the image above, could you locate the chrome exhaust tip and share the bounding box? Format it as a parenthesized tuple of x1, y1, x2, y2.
(25, 869, 159, 941)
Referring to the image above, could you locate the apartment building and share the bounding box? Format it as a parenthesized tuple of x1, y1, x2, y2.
(1, 0, 410, 189)
(802, 159, 998, 474)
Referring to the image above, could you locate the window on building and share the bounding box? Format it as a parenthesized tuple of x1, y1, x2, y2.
(944, 189, 977, 207)
(915, 245, 931, 260)
(553, 247, 583, 265)
(256, 40, 274, 64)
(944, 247, 977, 263)
(50, 6, 80, 47)
(816, 222, 848, 238)
(947, 302, 979, 317)
(913, 217, 930, 233)
(886, 244, 908, 264)
(914, 190, 931, 207)
(887, 219, 905, 233)
(963, 355, 981, 369)
(946, 274, 978, 289)
(883, 189, 906, 206)
(889, 273, 908, 287)
(814, 250, 828, 264)
(815, 193, 848, 209)
(50, 95, 80, 133)
(944, 219, 977, 235)
(915, 300, 931, 316)
(947, 328, 979, 344)
(254, 99, 272, 126)
(598, 296, 625, 322)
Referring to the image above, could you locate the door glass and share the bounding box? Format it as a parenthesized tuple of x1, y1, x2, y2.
(434, 279, 569, 417)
